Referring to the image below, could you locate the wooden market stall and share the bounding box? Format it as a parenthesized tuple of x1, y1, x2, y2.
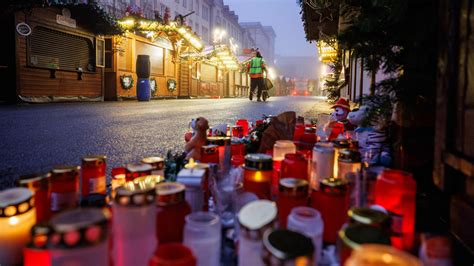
(181, 44, 248, 98)
(109, 17, 204, 100)
(1, 1, 122, 102)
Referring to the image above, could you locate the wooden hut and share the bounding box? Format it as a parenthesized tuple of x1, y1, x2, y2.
(0, 1, 122, 102)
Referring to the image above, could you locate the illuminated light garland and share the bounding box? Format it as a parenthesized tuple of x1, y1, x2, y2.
(317, 39, 338, 63)
(117, 17, 204, 51)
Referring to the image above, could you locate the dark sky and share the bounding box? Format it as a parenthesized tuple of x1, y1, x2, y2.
(225, 0, 317, 57)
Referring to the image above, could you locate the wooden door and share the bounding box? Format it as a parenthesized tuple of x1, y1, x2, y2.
(434, 0, 474, 260)
(179, 62, 190, 98)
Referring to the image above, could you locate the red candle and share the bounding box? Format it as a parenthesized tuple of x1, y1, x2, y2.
(231, 125, 244, 138)
(17, 173, 52, 222)
(277, 178, 309, 228)
(156, 182, 192, 243)
(81, 155, 107, 197)
(243, 154, 273, 199)
(200, 145, 219, 164)
(296, 127, 318, 151)
(311, 178, 350, 244)
(50, 166, 80, 213)
(280, 153, 309, 181)
(125, 163, 152, 181)
(375, 169, 416, 250)
(23, 224, 52, 266)
(293, 124, 305, 142)
(231, 142, 245, 156)
(149, 243, 196, 266)
(231, 155, 245, 167)
(236, 119, 249, 136)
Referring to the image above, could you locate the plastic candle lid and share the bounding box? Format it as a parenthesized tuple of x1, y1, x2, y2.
(0, 188, 34, 217)
(279, 178, 309, 196)
(238, 200, 277, 230)
(274, 140, 296, 148)
(348, 207, 391, 228)
(313, 142, 334, 153)
(345, 244, 422, 266)
(338, 149, 362, 163)
(51, 208, 110, 233)
(244, 153, 273, 170)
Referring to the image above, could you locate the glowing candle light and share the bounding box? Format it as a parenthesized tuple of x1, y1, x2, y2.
(0, 188, 36, 265)
(243, 154, 273, 199)
(17, 172, 52, 222)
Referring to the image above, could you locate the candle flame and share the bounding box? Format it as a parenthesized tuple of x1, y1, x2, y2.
(9, 216, 19, 226)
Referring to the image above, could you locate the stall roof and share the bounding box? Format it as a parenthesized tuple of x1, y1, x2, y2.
(181, 45, 241, 71)
(299, 0, 340, 42)
(118, 16, 204, 51)
(3, 0, 123, 35)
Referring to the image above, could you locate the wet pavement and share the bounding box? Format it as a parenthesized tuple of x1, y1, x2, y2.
(0, 96, 330, 189)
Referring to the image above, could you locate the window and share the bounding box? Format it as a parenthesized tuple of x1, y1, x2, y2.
(195, 23, 199, 34)
(202, 5, 209, 21)
(202, 26, 209, 42)
(188, 19, 193, 27)
(190, 0, 193, 10)
(29, 26, 94, 72)
(182, 0, 187, 8)
(160, 4, 167, 17)
(195, 0, 199, 15)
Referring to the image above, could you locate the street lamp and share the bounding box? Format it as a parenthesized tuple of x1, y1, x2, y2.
(213, 28, 226, 44)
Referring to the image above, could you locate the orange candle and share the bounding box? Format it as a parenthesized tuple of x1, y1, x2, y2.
(243, 154, 273, 199)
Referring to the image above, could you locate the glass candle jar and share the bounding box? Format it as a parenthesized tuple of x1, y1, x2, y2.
(243, 154, 273, 199)
(262, 229, 314, 266)
(231, 140, 246, 157)
(311, 178, 350, 244)
(149, 243, 197, 266)
(183, 212, 221, 266)
(345, 244, 422, 266)
(232, 125, 244, 138)
(280, 153, 309, 181)
(375, 169, 416, 251)
(125, 163, 153, 181)
(337, 149, 361, 179)
(17, 172, 52, 222)
(361, 166, 385, 206)
(49, 208, 110, 266)
(113, 181, 157, 266)
(156, 182, 192, 244)
(236, 119, 249, 136)
(273, 140, 297, 161)
(293, 124, 305, 142)
(332, 140, 350, 181)
(185, 161, 211, 211)
(111, 167, 127, 190)
(50, 165, 80, 213)
(23, 223, 52, 266)
(295, 127, 318, 151)
(338, 224, 392, 265)
(348, 207, 392, 232)
(238, 200, 277, 266)
(311, 142, 335, 190)
(142, 156, 165, 177)
(277, 178, 309, 228)
(177, 168, 206, 212)
(200, 145, 220, 164)
(81, 155, 107, 197)
(0, 188, 36, 265)
(207, 136, 231, 170)
(287, 207, 324, 265)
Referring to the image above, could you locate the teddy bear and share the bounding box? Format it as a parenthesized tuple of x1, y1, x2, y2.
(185, 117, 209, 161)
(347, 106, 392, 166)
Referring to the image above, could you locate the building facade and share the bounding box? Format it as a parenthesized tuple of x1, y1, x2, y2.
(239, 22, 276, 65)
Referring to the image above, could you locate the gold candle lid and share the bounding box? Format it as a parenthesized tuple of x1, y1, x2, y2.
(345, 244, 422, 266)
(142, 156, 165, 170)
(82, 155, 106, 166)
(348, 207, 391, 228)
(279, 178, 309, 197)
(50, 208, 110, 248)
(115, 180, 156, 207)
(262, 229, 314, 263)
(0, 187, 34, 217)
(51, 165, 80, 181)
(156, 182, 186, 206)
(17, 172, 51, 191)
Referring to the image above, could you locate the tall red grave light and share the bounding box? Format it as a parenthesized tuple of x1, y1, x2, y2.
(311, 178, 350, 244)
(375, 169, 416, 250)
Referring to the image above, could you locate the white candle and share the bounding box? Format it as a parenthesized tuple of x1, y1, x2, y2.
(0, 188, 36, 265)
(177, 168, 206, 212)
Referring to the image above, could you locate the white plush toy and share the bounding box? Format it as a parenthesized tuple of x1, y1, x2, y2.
(347, 106, 392, 166)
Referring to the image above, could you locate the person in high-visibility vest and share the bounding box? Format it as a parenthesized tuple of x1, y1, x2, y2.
(247, 50, 267, 101)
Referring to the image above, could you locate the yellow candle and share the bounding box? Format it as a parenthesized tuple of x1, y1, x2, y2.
(0, 188, 36, 265)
